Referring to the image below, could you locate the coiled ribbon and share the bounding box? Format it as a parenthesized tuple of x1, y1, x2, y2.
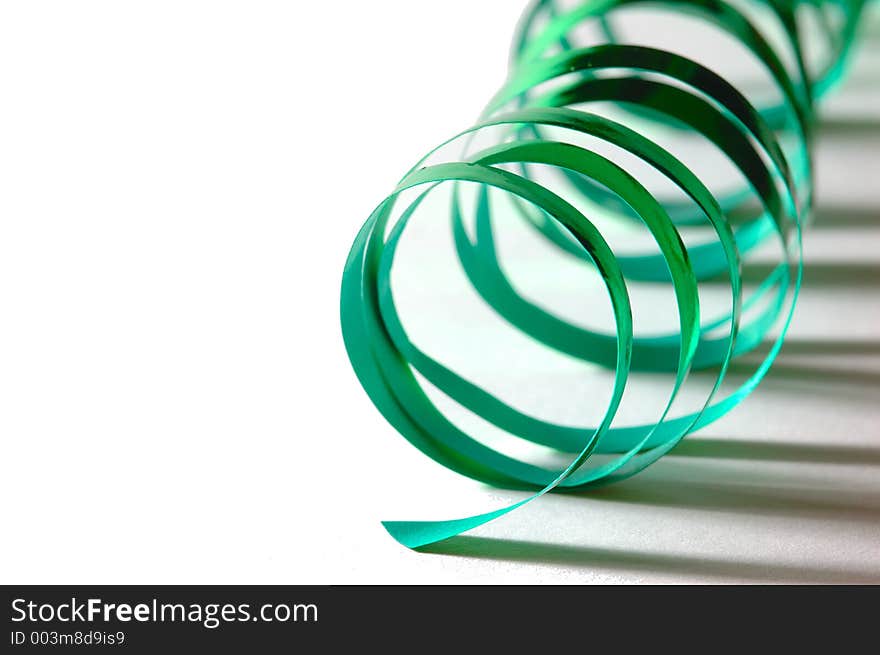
(341, 0, 869, 549)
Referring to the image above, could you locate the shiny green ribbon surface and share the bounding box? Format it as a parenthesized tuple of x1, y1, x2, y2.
(341, 0, 869, 549)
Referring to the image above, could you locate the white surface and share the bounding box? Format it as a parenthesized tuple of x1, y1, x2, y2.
(0, 1, 877, 584)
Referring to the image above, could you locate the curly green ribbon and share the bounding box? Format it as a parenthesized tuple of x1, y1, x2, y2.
(341, 0, 869, 549)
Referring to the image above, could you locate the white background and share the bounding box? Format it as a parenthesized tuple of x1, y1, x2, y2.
(1, 1, 878, 584)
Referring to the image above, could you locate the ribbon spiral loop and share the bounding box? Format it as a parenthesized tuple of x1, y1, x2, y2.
(341, 0, 869, 549)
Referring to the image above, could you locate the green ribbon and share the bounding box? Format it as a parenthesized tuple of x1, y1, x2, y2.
(341, 0, 869, 549)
